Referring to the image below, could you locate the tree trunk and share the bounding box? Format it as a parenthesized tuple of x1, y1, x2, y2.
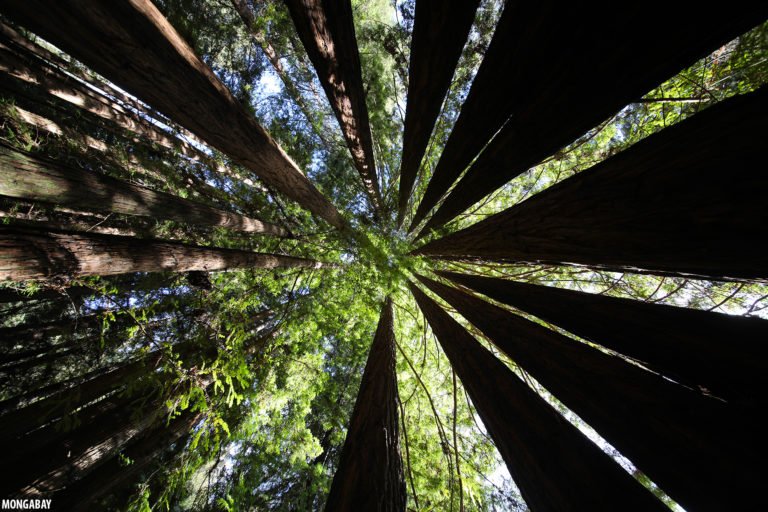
(0, 225, 325, 281)
(409, 2, 767, 234)
(325, 298, 405, 511)
(1, 0, 345, 229)
(0, 353, 160, 442)
(53, 410, 202, 511)
(415, 274, 764, 511)
(438, 270, 768, 407)
(0, 143, 289, 235)
(397, 0, 480, 226)
(414, 89, 768, 282)
(284, 0, 383, 218)
(409, 282, 666, 511)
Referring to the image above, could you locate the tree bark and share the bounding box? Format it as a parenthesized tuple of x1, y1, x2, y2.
(1, 0, 345, 229)
(409, 2, 767, 234)
(414, 89, 768, 282)
(438, 270, 768, 407)
(397, 0, 480, 226)
(409, 282, 666, 511)
(284, 0, 383, 218)
(325, 298, 405, 511)
(415, 274, 764, 511)
(0, 225, 325, 282)
(0, 143, 289, 235)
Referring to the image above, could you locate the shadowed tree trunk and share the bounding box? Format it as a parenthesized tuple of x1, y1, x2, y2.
(414, 89, 768, 282)
(324, 298, 405, 511)
(284, 0, 383, 218)
(0, 352, 162, 442)
(1, 0, 345, 229)
(6, 394, 165, 497)
(415, 274, 764, 511)
(52, 410, 202, 511)
(409, 282, 666, 511)
(397, 0, 480, 226)
(0, 225, 325, 281)
(0, 144, 289, 235)
(410, 2, 767, 234)
(438, 270, 768, 407)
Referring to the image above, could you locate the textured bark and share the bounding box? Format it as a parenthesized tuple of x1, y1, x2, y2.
(1, 0, 345, 229)
(439, 271, 768, 407)
(409, 282, 665, 511)
(325, 299, 405, 511)
(409, 2, 768, 233)
(284, 0, 382, 218)
(0, 40, 204, 162)
(0, 144, 289, 235)
(415, 274, 764, 511)
(414, 89, 768, 282)
(396, 0, 480, 226)
(0, 225, 325, 281)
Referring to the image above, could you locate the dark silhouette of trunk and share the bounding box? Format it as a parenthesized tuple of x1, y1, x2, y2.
(1, 0, 345, 229)
(0, 353, 161, 442)
(409, 2, 767, 234)
(415, 274, 764, 511)
(0, 225, 325, 281)
(325, 299, 405, 511)
(397, 0, 480, 226)
(409, 282, 666, 511)
(284, 0, 382, 218)
(52, 410, 202, 511)
(5, 394, 165, 497)
(0, 144, 289, 235)
(438, 270, 768, 407)
(414, 89, 768, 282)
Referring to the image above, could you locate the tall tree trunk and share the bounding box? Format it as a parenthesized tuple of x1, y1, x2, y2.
(0, 225, 326, 281)
(415, 274, 764, 511)
(0, 353, 160, 442)
(284, 0, 383, 219)
(5, 394, 165, 497)
(409, 2, 767, 234)
(438, 270, 768, 407)
(52, 410, 202, 511)
(0, 143, 289, 235)
(325, 299, 405, 511)
(397, 0, 480, 226)
(409, 282, 666, 511)
(1, 0, 345, 229)
(414, 89, 768, 282)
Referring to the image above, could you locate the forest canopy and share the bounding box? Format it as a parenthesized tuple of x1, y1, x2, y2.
(0, 1, 767, 511)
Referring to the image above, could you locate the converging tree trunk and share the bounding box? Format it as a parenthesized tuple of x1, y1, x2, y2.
(438, 270, 768, 407)
(0, 226, 325, 281)
(325, 298, 405, 511)
(397, 0, 479, 226)
(415, 274, 764, 511)
(284, 0, 383, 218)
(0, 144, 289, 235)
(409, 282, 666, 511)
(414, 89, 768, 282)
(1, 0, 345, 229)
